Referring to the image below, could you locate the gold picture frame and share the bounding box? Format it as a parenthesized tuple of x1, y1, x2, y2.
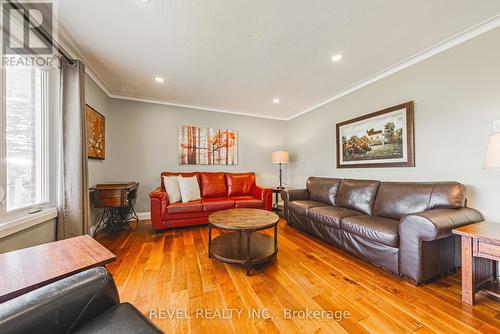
(86, 104, 105, 160)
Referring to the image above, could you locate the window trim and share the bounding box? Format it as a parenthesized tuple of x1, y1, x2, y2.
(0, 62, 60, 230)
(0, 65, 4, 210)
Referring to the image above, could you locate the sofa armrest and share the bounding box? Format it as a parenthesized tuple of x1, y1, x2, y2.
(252, 185, 273, 211)
(149, 186, 168, 201)
(400, 207, 483, 242)
(281, 188, 309, 221)
(399, 207, 483, 283)
(281, 188, 309, 203)
(0, 267, 119, 334)
(149, 186, 169, 230)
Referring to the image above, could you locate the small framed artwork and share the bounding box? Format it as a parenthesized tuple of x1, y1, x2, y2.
(86, 104, 105, 160)
(336, 101, 414, 168)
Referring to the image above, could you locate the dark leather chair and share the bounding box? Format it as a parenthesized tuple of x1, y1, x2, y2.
(282, 177, 483, 284)
(0, 267, 163, 334)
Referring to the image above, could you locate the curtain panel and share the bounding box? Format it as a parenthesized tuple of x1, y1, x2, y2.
(57, 59, 90, 239)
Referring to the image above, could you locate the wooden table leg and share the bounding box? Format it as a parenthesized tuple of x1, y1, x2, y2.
(493, 260, 498, 283)
(461, 235, 475, 305)
(208, 225, 213, 258)
(274, 192, 279, 212)
(274, 224, 278, 252)
(245, 231, 252, 276)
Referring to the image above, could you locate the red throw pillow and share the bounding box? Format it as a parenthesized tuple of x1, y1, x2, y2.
(226, 173, 255, 196)
(200, 172, 227, 197)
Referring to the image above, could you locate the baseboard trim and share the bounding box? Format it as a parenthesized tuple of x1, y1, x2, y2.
(136, 212, 151, 221)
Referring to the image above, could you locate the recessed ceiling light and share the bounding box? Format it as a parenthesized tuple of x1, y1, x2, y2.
(273, 98, 280, 103)
(331, 54, 343, 62)
(155, 77, 164, 83)
(140, 0, 151, 3)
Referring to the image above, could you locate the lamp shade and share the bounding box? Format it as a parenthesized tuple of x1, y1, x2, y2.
(272, 150, 289, 164)
(484, 133, 500, 168)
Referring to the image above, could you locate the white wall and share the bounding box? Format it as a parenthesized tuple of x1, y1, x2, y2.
(84, 26, 500, 222)
(105, 99, 287, 212)
(84, 74, 112, 228)
(286, 26, 500, 221)
(85, 74, 111, 186)
(0, 219, 56, 253)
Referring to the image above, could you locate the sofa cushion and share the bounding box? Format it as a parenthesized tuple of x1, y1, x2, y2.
(336, 179, 380, 216)
(226, 173, 255, 196)
(288, 200, 329, 216)
(373, 182, 433, 220)
(73, 303, 163, 334)
(200, 172, 228, 197)
(307, 177, 341, 205)
(373, 182, 466, 220)
(229, 195, 254, 201)
(235, 199, 264, 209)
(308, 206, 365, 228)
(202, 197, 234, 211)
(167, 200, 203, 214)
(429, 182, 466, 209)
(162, 211, 211, 221)
(340, 216, 399, 247)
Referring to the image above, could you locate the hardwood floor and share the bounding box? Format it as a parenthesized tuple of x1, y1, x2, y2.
(96, 220, 500, 333)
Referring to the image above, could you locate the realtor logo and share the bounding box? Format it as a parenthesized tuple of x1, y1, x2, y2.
(2, 0, 54, 55)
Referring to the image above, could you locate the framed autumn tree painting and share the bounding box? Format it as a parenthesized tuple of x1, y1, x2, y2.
(86, 104, 105, 160)
(178, 126, 238, 165)
(336, 101, 414, 168)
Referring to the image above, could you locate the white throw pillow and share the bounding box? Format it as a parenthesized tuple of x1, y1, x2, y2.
(163, 176, 182, 203)
(178, 176, 201, 203)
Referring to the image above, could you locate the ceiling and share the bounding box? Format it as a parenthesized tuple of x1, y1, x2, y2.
(55, 0, 500, 120)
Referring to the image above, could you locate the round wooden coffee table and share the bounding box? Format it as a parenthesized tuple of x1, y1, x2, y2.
(208, 208, 280, 275)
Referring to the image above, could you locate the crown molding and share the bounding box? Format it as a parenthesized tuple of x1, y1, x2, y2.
(55, 13, 500, 122)
(107, 93, 288, 120)
(286, 13, 500, 121)
(56, 25, 286, 120)
(56, 25, 114, 96)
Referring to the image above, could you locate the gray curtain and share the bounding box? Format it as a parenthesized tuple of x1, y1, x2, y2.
(57, 59, 90, 239)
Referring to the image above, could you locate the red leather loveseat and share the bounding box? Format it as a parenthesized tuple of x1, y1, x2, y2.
(149, 172, 272, 230)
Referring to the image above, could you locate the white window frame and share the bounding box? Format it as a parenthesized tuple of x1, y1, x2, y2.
(0, 62, 60, 231)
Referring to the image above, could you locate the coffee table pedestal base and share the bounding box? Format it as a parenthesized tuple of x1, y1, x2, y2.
(208, 228, 278, 275)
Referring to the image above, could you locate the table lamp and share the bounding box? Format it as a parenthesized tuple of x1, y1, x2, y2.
(272, 150, 289, 189)
(484, 132, 500, 168)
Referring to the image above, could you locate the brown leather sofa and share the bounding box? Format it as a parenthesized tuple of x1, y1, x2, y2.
(282, 177, 483, 284)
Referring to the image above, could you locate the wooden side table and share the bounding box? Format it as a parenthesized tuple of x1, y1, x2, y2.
(453, 222, 500, 305)
(92, 181, 139, 235)
(272, 187, 287, 214)
(0, 235, 116, 303)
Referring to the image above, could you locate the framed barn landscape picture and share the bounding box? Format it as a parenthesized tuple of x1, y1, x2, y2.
(178, 125, 238, 165)
(86, 104, 105, 160)
(336, 101, 414, 168)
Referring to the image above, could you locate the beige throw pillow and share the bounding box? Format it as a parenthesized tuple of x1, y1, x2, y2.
(163, 176, 182, 203)
(178, 176, 201, 203)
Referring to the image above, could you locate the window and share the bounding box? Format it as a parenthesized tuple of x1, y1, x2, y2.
(0, 4, 60, 228)
(0, 62, 57, 222)
(5, 66, 48, 212)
